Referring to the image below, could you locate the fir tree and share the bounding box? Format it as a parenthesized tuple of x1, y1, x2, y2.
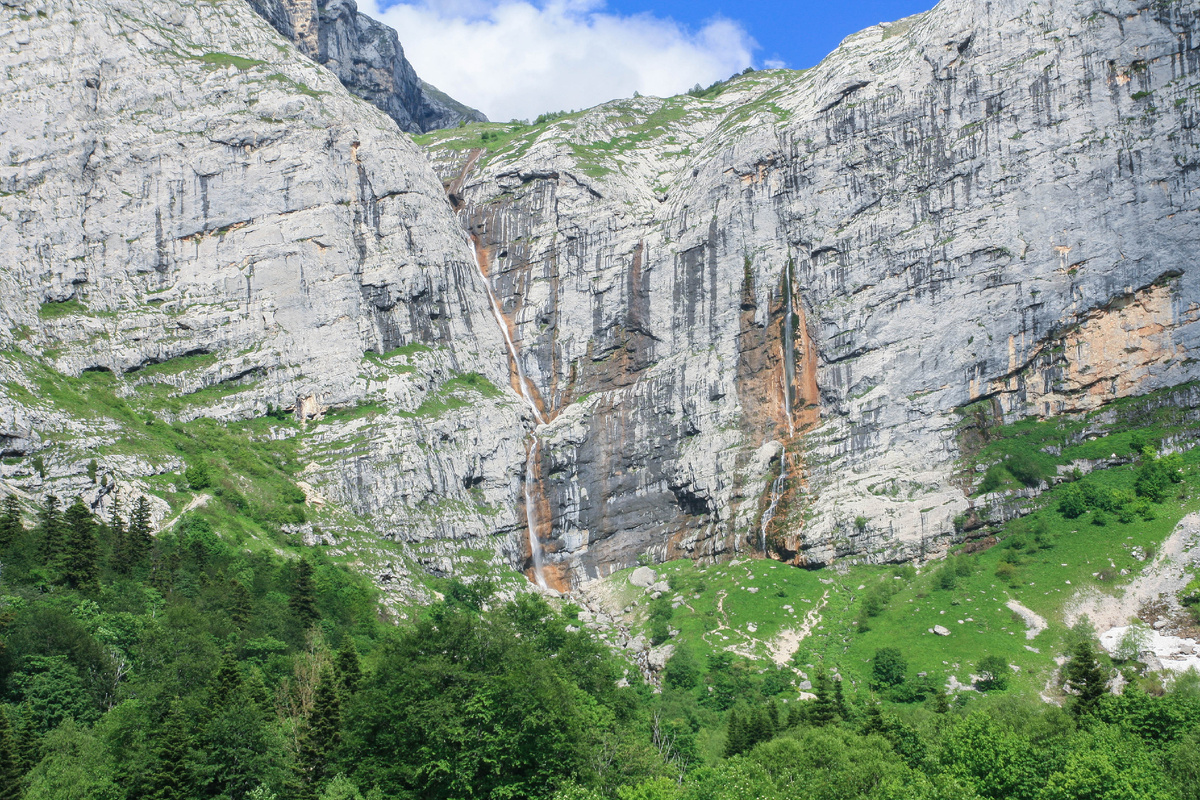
(229, 579, 252, 628)
(211, 647, 243, 707)
(298, 668, 342, 798)
(149, 700, 194, 800)
(747, 706, 775, 747)
(1064, 639, 1108, 716)
(108, 498, 128, 576)
(11, 705, 39, 776)
(63, 497, 99, 592)
(833, 674, 848, 719)
(127, 496, 153, 569)
(0, 494, 22, 553)
(36, 494, 66, 569)
(0, 707, 22, 800)
(335, 638, 361, 696)
(245, 668, 275, 717)
(811, 671, 837, 726)
(786, 701, 805, 729)
(290, 558, 320, 628)
(723, 706, 748, 757)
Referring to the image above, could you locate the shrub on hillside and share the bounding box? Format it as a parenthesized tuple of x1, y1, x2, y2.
(1058, 483, 1087, 519)
(1005, 452, 1046, 488)
(976, 655, 1010, 691)
(871, 647, 907, 690)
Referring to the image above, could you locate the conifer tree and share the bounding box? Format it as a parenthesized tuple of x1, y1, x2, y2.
(63, 497, 99, 592)
(230, 579, 252, 628)
(0, 494, 22, 553)
(211, 647, 243, 707)
(290, 558, 320, 628)
(1064, 639, 1108, 716)
(36, 494, 65, 569)
(747, 706, 775, 746)
(108, 498, 128, 576)
(833, 674, 848, 720)
(812, 671, 837, 726)
(11, 705, 39, 776)
(298, 667, 342, 798)
(149, 700, 194, 800)
(245, 668, 275, 717)
(786, 701, 805, 729)
(723, 706, 748, 758)
(0, 707, 22, 800)
(335, 638, 361, 696)
(127, 496, 153, 569)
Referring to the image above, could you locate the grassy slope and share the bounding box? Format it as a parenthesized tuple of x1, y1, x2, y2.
(414, 69, 802, 180)
(609, 385, 1200, 702)
(0, 345, 529, 601)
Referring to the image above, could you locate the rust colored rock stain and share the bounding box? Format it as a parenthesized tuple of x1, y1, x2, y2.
(471, 235, 553, 423)
(735, 264, 823, 565)
(976, 278, 1193, 417)
(521, 439, 568, 590)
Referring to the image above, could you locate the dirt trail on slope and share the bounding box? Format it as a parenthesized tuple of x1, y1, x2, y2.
(1006, 600, 1047, 640)
(765, 590, 830, 666)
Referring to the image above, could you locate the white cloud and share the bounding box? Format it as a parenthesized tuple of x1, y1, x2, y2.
(360, 0, 756, 122)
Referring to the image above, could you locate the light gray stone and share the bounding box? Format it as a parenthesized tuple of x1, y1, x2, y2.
(629, 566, 657, 587)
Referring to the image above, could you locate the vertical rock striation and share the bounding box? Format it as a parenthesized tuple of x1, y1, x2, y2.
(0, 0, 524, 556)
(3, 0, 1200, 592)
(424, 0, 1200, 585)
(245, 0, 488, 132)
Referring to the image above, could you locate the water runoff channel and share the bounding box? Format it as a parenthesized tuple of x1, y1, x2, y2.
(470, 243, 551, 589)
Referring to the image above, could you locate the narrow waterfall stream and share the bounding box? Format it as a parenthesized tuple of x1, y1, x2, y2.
(470, 242, 550, 588)
(779, 263, 797, 438)
(759, 445, 788, 553)
(525, 439, 549, 589)
(760, 265, 798, 553)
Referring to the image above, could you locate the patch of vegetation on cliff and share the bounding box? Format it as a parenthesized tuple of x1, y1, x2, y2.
(196, 51, 266, 71)
(37, 300, 98, 320)
(612, 418, 1198, 704)
(956, 382, 1199, 496)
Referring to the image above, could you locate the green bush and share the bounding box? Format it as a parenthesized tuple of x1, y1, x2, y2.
(1005, 453, 1046, 488)
(1136, 450, 1178, 503)
(978, 464, 1007, 493)
(976, 655, 1009, 691)
(186, 462, 212, 490)
(1058, 483, 1087, 518)
(871, 647, 907, 689)
(936, 567, 958, 591)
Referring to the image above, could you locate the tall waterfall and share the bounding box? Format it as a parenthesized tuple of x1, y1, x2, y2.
(470, 242, 549, 588)
(760, 264, 797, 554)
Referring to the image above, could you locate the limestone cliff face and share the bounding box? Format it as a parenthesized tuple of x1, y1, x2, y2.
(245, 0, 488, 133)
(0, 0, 524, 561)
(425, 0, 1200, 583)
(3, 0, 1199, 594)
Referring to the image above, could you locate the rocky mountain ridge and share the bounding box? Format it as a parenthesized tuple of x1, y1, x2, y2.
(1, 0, 1198, 595)
(246, 0, 487, 132)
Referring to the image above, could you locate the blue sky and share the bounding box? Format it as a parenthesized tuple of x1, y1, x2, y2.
(363, 1, 937, 121)
(598, 1, 935, 70)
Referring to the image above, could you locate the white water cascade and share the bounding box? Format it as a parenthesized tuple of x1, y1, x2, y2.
(759, 446, 788, 553)
(760, 267, 798, 553)
(779, 264, 797, 438)
(525, 438, 549, 589)
(470, 243, 550, 588)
